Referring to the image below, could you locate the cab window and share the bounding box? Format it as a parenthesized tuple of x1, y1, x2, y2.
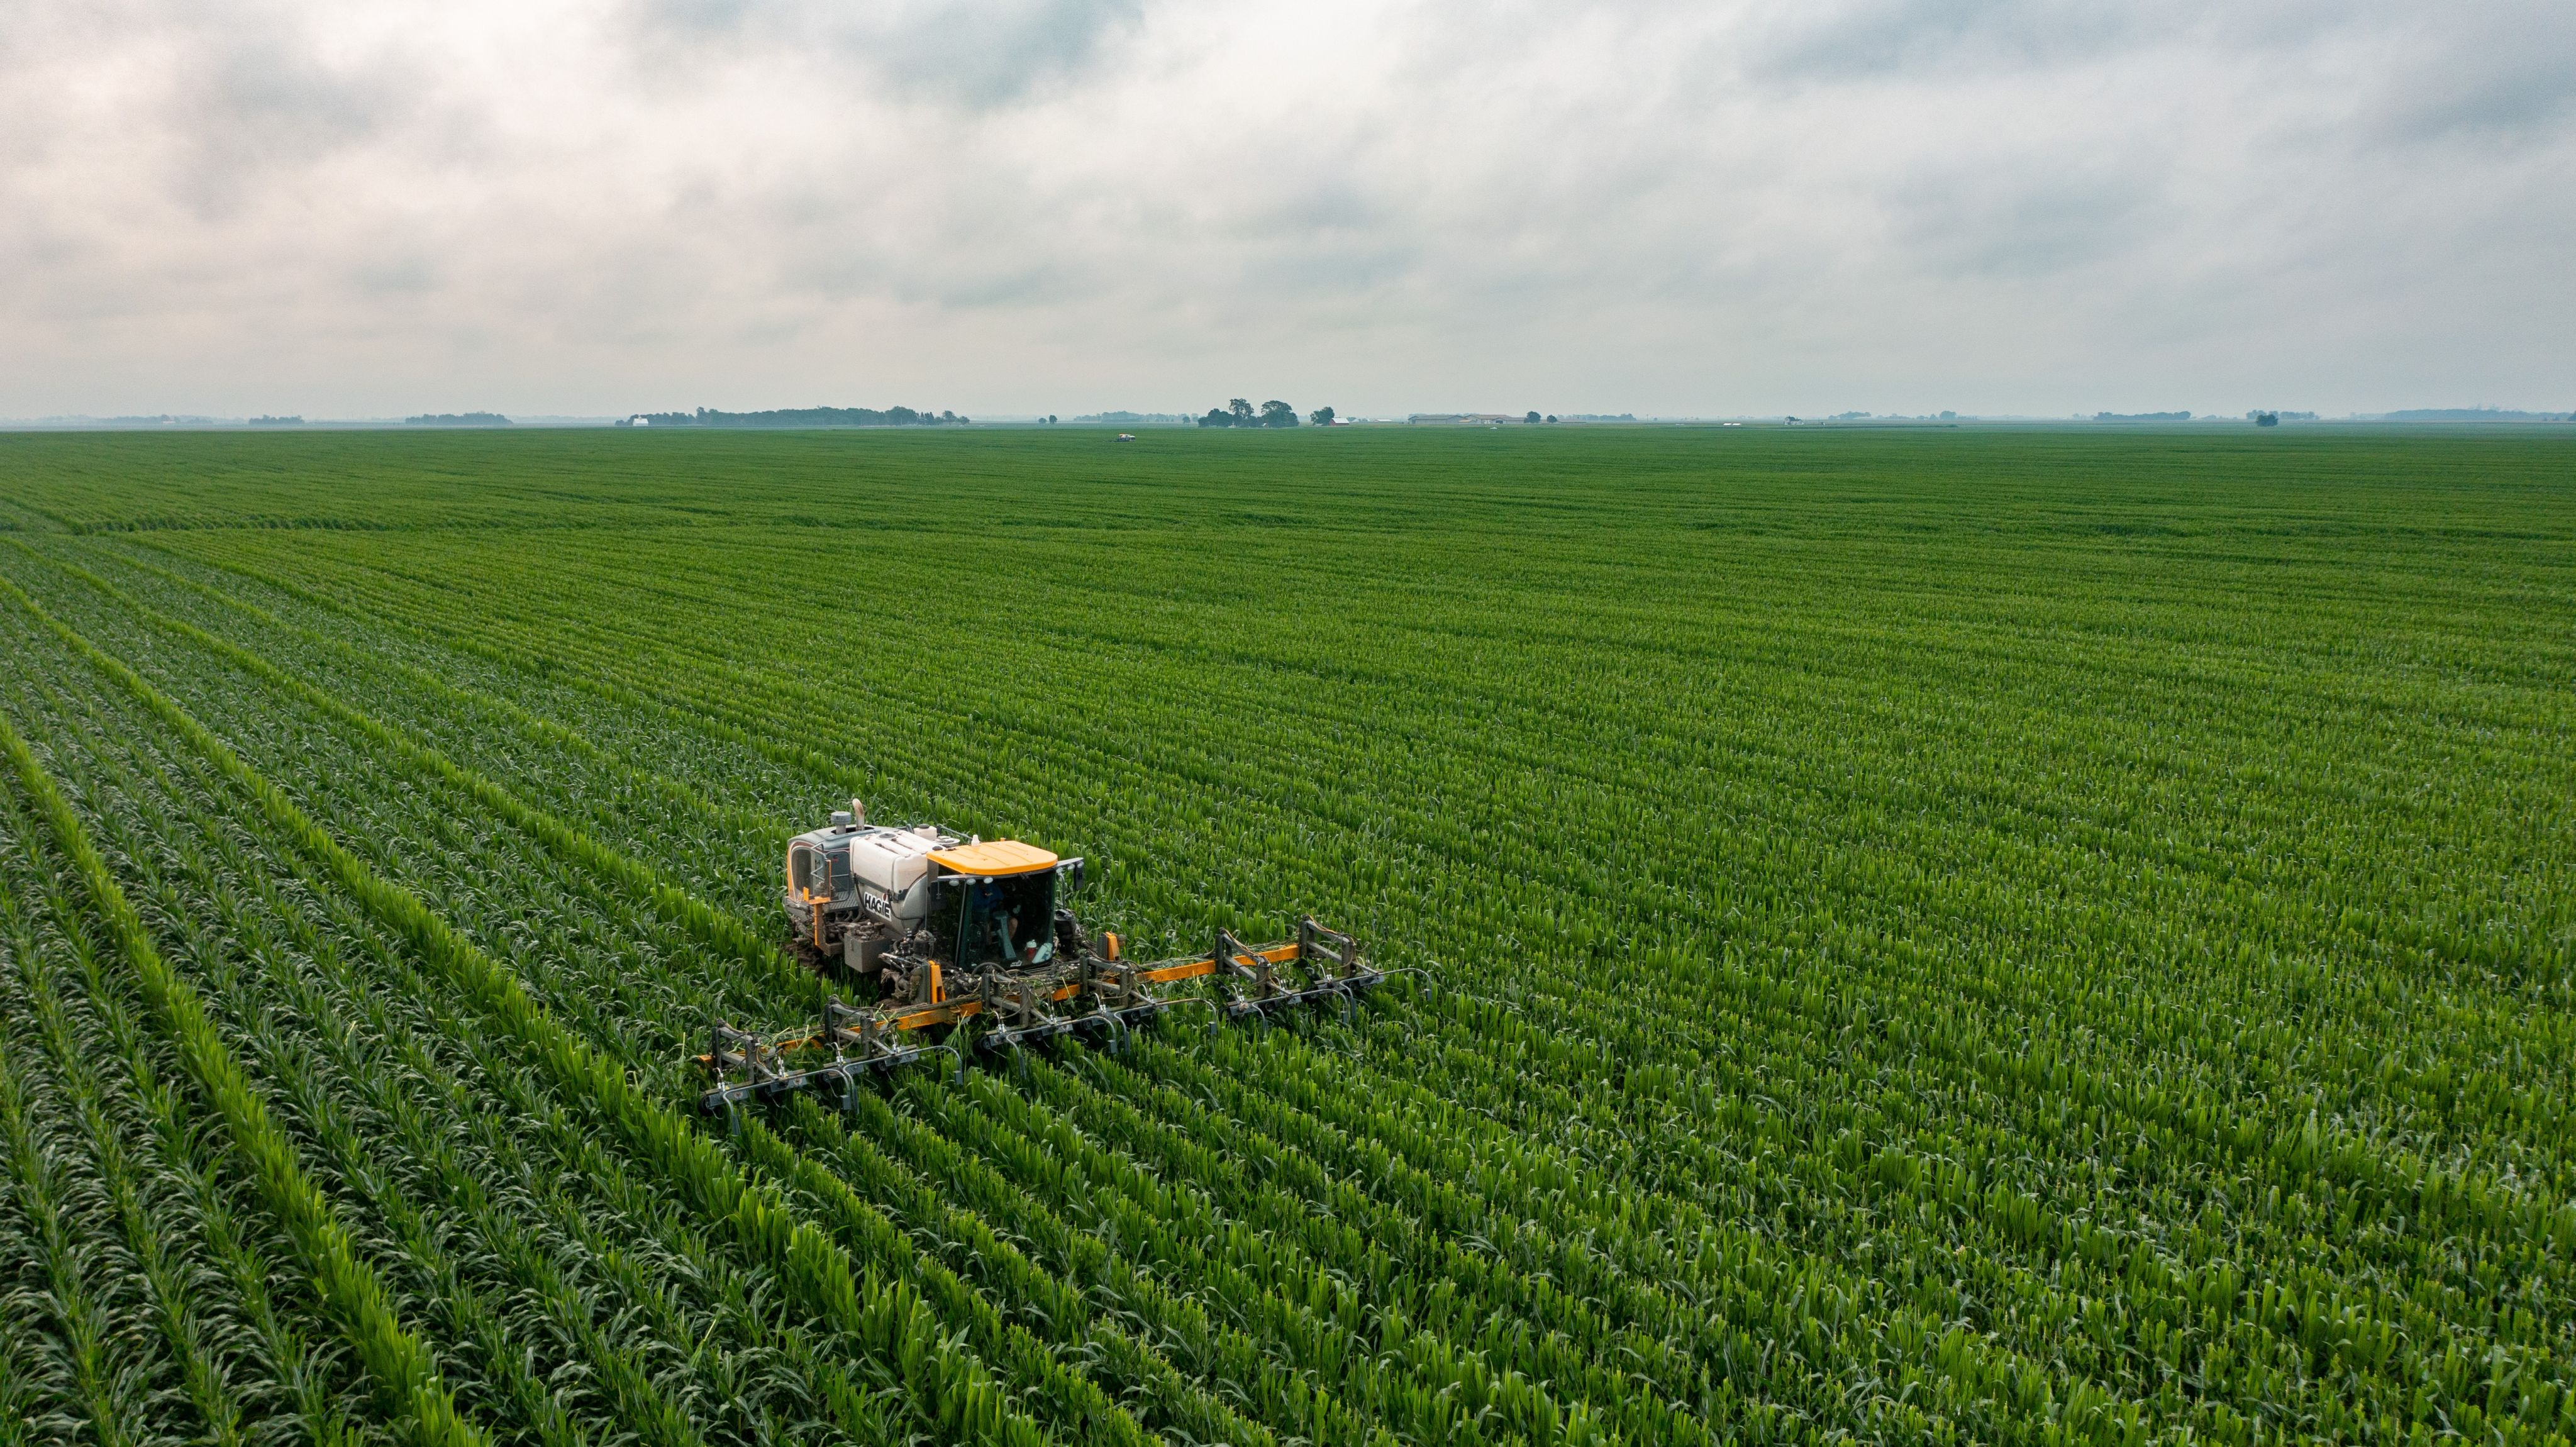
(938, 871, 1058, 967)
(790, 843, 840, 898)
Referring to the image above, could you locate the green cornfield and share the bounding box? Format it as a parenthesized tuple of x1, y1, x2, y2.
(0, 426, 2569, 1447)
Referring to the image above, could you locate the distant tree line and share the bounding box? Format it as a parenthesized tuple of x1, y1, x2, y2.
(2380, 408, 2565, 423)
(1198, 399, 1305, 428)
(619, 406, 967, 428)
(408, 412, 512, 426)
(247, 416, 303, 426)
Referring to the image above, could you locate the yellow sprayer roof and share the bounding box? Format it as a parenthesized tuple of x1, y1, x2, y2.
(927, 840, 1060, 877)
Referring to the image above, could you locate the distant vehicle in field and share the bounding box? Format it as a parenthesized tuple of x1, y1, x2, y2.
(696, 801, 1385, 1109)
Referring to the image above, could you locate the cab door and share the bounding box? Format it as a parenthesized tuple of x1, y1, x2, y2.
(789, 841, 844, 904)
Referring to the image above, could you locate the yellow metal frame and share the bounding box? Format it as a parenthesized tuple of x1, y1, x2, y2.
(697, 941, 1306, 1068)
(874, 942, 1297, 1031)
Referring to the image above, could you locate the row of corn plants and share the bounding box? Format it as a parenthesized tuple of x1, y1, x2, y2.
(25, 528, 2576, 1441)
(0, 665, 484, 1447)
(11, 550, 1315, 1446)
(0, 571, 1072, 1446)
(70, 533, 2565, 1441)
(35, 540, 1607, 1441)
(20, 542, 1616, 1447)
(1, 426, 2570, 1447)
(38, 538, 1946, 1444)
(0, 782, 272, 1447)
(0, 535, 2339, 1431)
(0, 779, 362, 1447)
(7, 635, 749, 1445)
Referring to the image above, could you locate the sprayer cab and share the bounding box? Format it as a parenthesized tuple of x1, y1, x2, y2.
(918, 840, 1075, 969)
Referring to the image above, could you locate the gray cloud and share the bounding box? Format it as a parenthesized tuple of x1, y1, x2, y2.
(1744, 0, 2150, 82)
(630, 0, 1143, 106)
(1887, 161, 2167, 279)
(0, 0, 2569, 419)
(171, 35, 424, 217)
(2357, 9, 2576, 146)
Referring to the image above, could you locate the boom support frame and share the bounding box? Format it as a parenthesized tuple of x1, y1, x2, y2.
(696, 918, 1379, 1112)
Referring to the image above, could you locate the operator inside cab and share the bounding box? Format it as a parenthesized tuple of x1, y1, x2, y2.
(971, 879, 1035, 963)
(961, 873, 1053, 966)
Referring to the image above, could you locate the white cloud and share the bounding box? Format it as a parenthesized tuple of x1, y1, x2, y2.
(0, 0, 2568, 417)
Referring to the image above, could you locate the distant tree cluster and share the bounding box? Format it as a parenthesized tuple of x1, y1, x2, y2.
(247, 415, 304, 427)
(2093, 411, 2192, 423)
(618, 406, 967, 428)
(407, 412, 511, 426)
(1199, 399, 1301, 428)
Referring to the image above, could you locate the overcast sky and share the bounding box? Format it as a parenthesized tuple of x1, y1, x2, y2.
(3, 0, 2570, 419)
